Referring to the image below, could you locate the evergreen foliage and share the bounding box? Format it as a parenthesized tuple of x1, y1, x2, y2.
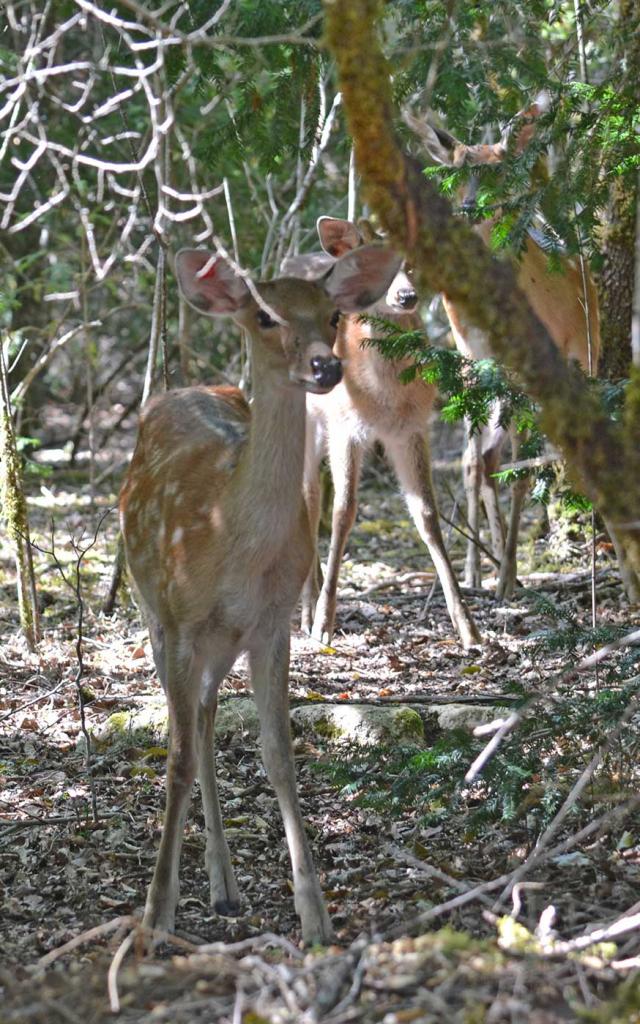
(317, 609, 640, 836)
(390, 2, 639, 261)
(364, 311, 636, 520)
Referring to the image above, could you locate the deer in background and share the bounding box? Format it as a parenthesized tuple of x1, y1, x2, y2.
(284, 216, 480, 650)
(120, 242, 401, 944)
(406, 96, 601, 599)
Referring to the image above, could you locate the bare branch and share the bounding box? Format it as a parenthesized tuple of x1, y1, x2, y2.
(274, 88, 343, 269)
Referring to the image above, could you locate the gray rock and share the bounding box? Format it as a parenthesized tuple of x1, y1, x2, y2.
(426, 703, 502, 732)
(290, 703, 425, 747)
(84, 695, 500, 752)
(214, 698, 260, 737)
(87, 697, 259, 749)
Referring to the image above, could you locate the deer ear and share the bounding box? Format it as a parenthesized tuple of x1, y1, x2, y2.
(323, 243, 401, 312)
(356, 218, 379, 243)
(317, 217, 363, 258)
(281, 251, 336, 280)
(508, 90, 551, 154)
(403, 113, 462, 166)
(175, 250, 251, 316)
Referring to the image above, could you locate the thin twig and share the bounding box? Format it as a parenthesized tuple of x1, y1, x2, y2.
(388, 843, 495, 908)
(342, 570, 435, 599)
(550, 902, 640, 955)
(29, 508, 115, 823)
(0, 678, 68, 723)
(107, 931, 136, 1013)
(466, 635, 640, 783)
(495, 687, 640, 908)
(37, 916, 136, 967)
(382, 794, 640, 941)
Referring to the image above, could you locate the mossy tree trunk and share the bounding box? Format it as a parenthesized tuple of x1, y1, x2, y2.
(597, 0, 639, 380)
(0, 340, 40, 649)
(323, 0, 640, 584)
(630, 175, 634, 368)
(598, 176, 636, 379)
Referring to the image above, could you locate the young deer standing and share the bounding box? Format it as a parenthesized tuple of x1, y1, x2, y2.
(284, 217, 479, 649)
(406, 98, 601, 598)
(120, 243, 401, 944)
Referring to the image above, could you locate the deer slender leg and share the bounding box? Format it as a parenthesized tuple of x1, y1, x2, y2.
(301, 420, 325, 634)
(480, 471, 506, 567)
(311, 435, 363, 644)
(385, 432, 480, 648)
(479, 421, 507, 568)
(197, 646, 241, 915)
(462, 420, 484, 589)
(147, 616, 167, 689)
(495, 477, 528, 600)
(495, 425, 528, 601)
(249, 624, 333, 945)
(604, 517, 640, 602)
(143, 624, 203, 933)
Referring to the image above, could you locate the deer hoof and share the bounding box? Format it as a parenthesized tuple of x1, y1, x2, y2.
(311, 626, 333, 646)
(311, 613, 334, 646)
(214, 898, 241, 917)
(301, 909, 334, 947)
(143, 886, 177, 930)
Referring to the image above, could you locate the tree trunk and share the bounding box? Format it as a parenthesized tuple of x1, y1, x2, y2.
(597, 0, 639, 380)
(0, 340, 40, 649)
(633, 173, 640, 369)
(598, 175, 636, 379)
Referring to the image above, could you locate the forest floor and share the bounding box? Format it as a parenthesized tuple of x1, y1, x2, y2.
(1, 414, 639, 1023)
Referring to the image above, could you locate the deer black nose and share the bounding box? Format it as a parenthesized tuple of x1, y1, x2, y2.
(311, 355, 342, 389)
(461, 196, 480, 219)
(397, 288, 418, 309)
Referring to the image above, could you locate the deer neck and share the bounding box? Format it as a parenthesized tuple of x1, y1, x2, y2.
(338, 312, 420, 370)
(232, 340, 307, 558)
(442, 296, 493, 361)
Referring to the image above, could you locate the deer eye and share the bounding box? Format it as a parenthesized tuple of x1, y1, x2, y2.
(330, 310, 341, 328)
(257, 309, 277, 329)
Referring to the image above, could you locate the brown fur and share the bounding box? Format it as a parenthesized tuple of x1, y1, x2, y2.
(300, 217, 480, 649)
(414, 101, 601, 596)
(120, 246, 401, 945)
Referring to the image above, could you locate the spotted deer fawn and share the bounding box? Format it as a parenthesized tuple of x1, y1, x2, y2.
(119, 243, 402, 943)
(284, 217, 479, 649)
(406, 95, 601, 598)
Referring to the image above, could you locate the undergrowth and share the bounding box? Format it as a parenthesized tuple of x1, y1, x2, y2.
(316, 600, 640, 842)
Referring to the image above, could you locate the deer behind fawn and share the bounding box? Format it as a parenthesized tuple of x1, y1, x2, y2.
(284, 216, 479, 650)
(120, 242, 401, 943)
(406, 96, 601, 598)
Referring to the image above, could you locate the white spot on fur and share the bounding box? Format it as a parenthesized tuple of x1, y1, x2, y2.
(171, 527, 184, 545)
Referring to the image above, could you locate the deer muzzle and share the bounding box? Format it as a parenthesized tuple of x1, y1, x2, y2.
(310, 354, 343, 391)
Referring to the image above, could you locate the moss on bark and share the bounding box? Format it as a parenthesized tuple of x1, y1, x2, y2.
(0, 349, 40, 649)
(598, 176, 635, 379)
(597, 0, 639, 380)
